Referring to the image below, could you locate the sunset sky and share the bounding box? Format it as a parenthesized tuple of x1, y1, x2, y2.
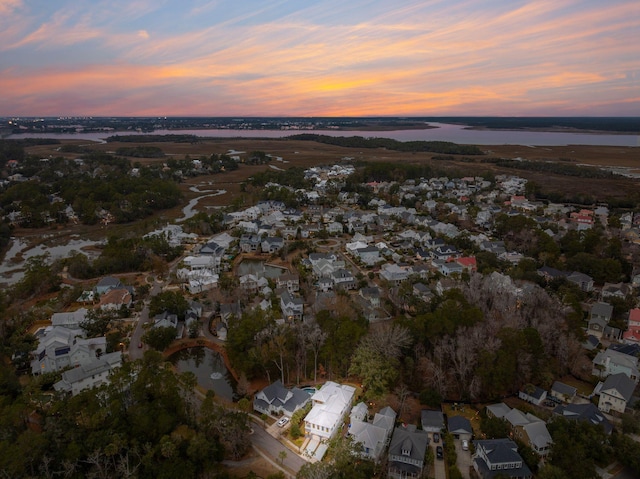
(1, 0, 639, 117)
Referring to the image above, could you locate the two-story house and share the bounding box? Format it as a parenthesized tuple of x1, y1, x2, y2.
(348, 406, 396, 462)
(597, 372, 636, 414)
(588, 302, 614, 339)
(623, 308, 640, 344)
(261, 236, 284, 254)
(472, 438, 533, 479)
(592, 347, 639, 383)
(280, 291, 304, 321)
(53, 351, 122, 396)
(331, 269, 357, 290)
(253, 379, 311, 418)
(387, 424, 429, 479)
(239, 234, 262, 253)
(304, 381, 355, 441)
(276, 273, 300, 293)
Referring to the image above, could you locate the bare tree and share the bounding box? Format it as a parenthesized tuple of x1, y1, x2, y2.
(364, 322, 411, 360)
(304, 321, 327, 384)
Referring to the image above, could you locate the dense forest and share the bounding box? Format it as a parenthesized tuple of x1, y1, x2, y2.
(0, 142, 182, 227)
(0, 351, 248, 478)
(286, 134, 484, 155)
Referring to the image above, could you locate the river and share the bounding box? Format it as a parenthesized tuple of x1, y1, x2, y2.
(7, 122, 639, 147)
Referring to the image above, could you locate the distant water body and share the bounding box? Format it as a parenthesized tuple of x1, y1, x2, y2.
(7, 122, 639, 147)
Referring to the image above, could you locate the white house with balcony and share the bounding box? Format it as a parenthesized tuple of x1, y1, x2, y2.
(53, 352, 122, 396)
(304, 381, 355, 441)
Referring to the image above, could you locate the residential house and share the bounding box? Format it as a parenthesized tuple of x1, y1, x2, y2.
(220, 302, 242, 323)
(31, 327, 106, 375)
(421, 410, 445, 433)
(331, 269, 357, 290)
(280, 291, 304, 321)
(623, 308, 640, 344)
(95, 276, 125, 295)
(592, 347, 639, 383)
(327, 221, 343, 235)
(456, 256, 477, 273)
(53, 352, 122, 396)
(304, 381, 356, 441)
(550, 381, 577, 403)
(239, 234, 262, 253)
(98, 288, 132, 311)
(348, 406, 397, 462)
(360, 287, 381, 308)
(601, 282, 631, 300)
(448, 415, 473, 441)
(502, 411, 553, 457)
(431, 245, 460, 261)
(412, 283, 433, 302)
(537, 266, 568, 282)
(317, 277, 333, 292)
(276, 273, 300, 293)
(261, 236, 284, 254)
(253, 379, 311, 418)
(153, 311, 181, 339)
(51, 308, 89, 330)
(184, 255, 217, 271)
(486, 402, 512, 420)
(350, 402, 368, 423)
(472, 438, 533, 479)
(552, 403, 613, 434)
(355, 246, 381, 266)
(387, 424, 429, 479)
(437, 260, 464, 276)
(567, 271, 594, 292)
(518, 385, 547, 406)
(597, 372, 636, 414)
(239, 274, 259, 294)
(380, 263, 410, 286)
(588, 302, 614, 339)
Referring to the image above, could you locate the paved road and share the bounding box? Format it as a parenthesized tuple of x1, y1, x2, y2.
(250, 421, 308, 477)
(128, 277, 164, 360)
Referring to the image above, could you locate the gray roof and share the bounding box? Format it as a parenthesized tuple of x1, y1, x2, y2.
(591, 302, 613, 318)
(448, 415, 472, 434)
(601, 372, 636, 402)
(552, 403, 613, 434)
(473, 438, 532, 479)
(486, 402, 511, 419)
(389, 425, 429, 462)
(475, 438, 522, 464)
(421, 410, 444, 430)
(522, 421, 552, 450)
(551, 381, 577, 397)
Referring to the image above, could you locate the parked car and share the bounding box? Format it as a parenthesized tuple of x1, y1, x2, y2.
(462, 439, 469, 451)
(433, 432, 440, 443)
(276, 417, 290, 428)
(436, 446, 444, 460)
(138, 342, 143, 348)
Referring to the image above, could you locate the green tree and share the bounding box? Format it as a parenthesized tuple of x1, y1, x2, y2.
(142, 326, 177, 351)
(149, 291, 190, 319)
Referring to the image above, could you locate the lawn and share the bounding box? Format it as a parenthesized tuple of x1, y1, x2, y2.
(442, 403, 482, 436)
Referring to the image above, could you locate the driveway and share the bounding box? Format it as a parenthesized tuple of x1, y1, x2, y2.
(429, 433, 446, 479)
(454, 438, 473, 479)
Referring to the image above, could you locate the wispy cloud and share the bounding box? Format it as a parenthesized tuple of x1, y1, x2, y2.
(1, 0, 638, 115)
